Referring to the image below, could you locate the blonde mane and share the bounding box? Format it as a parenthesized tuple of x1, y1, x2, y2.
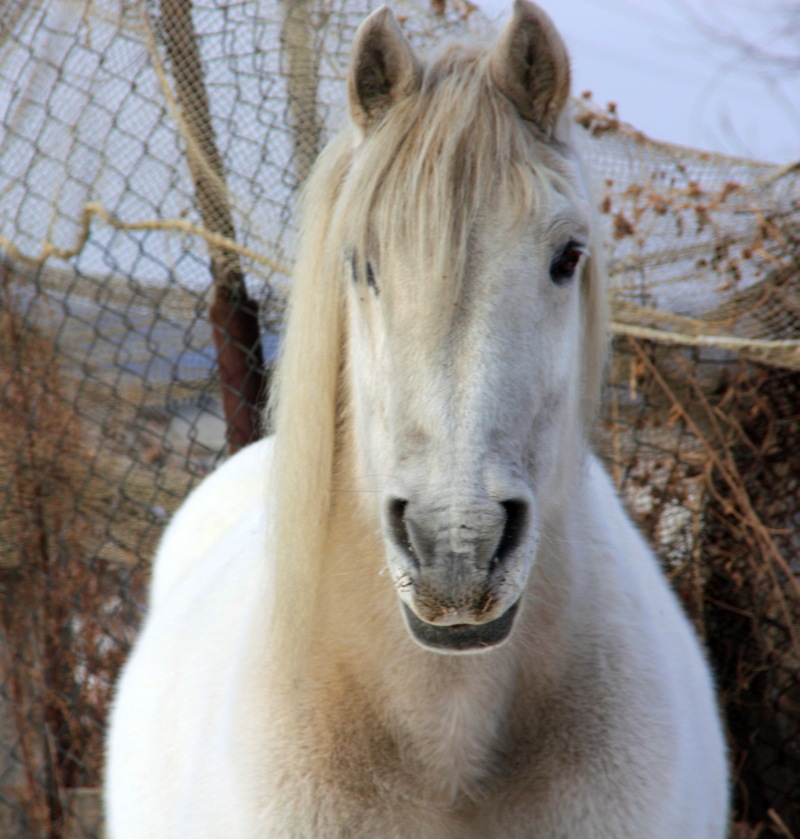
(266, 41, 609, 664)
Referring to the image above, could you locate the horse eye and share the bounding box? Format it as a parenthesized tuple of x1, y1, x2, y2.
(365, 261, 378, 295)
(549, 241, 586, 286)
(349, 251, 379, 295)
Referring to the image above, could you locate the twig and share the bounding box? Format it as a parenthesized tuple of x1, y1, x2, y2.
(0, 201, 290, 276)
(630, 340, 800, 641)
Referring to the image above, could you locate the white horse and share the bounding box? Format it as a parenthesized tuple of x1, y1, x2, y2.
(105, 3, 729, 836)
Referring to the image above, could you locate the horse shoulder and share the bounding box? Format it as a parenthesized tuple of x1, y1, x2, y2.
(106, 439, 274, 837)
(570, 455, 728, 835)
(149, 436, 273, 607)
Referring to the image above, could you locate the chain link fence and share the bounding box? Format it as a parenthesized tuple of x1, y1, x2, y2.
(1, 1, 798, 836)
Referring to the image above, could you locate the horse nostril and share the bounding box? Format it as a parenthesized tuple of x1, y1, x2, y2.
(493, 499, 529, 571)
(386, 497, 416, 566)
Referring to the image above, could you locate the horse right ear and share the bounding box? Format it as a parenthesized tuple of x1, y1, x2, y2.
(348, 6, 423, 135)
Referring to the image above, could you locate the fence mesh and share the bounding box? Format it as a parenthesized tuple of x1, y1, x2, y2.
(1, 1, 798, 837)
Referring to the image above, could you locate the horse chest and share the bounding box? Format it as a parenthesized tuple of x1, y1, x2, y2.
(259, 661, 655, 839)
(269, 687, 533, 835)
(266, 726, 616, 839)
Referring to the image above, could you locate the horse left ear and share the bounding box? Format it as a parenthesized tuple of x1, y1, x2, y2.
(348, 6, 423, 135)
(489, 0, 571, 137)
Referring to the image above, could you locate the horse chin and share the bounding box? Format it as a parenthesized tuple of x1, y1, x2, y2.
(400, 601, 520, 655)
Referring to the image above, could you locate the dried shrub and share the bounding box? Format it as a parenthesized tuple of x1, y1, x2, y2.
(0, 265, 148, 836)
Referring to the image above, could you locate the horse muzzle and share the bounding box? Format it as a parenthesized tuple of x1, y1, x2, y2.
(382, 491, 533, 653)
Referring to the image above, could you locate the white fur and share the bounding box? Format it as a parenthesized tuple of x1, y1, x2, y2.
(106, 443, 728, 838)
(106, 3, 728, 836)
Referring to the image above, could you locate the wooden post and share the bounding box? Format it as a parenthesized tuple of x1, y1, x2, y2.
(160, 0, 266, 453)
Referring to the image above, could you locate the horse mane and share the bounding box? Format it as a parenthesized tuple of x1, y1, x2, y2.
(265, 40, 609, 665)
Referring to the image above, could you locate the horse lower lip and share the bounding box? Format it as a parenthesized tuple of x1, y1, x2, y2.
(401, 601, 520, 652)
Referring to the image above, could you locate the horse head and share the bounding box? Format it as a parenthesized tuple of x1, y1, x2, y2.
(332, 0, 607, 653)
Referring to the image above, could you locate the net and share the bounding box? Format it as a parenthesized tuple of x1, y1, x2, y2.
(1, 2, 797, 836)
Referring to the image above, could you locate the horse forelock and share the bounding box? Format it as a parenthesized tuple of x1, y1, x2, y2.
(339, 46, 549, 301)
(335, 42, 607, 413)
